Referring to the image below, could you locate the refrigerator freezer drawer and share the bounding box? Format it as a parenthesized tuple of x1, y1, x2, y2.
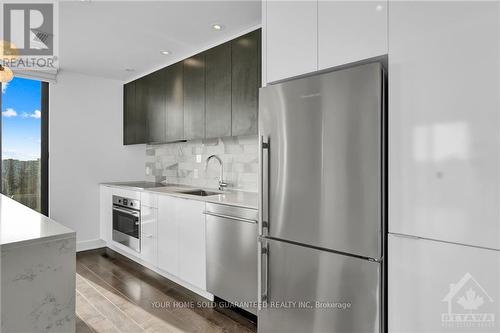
(259, 62, 384, 259)
(389, 234, 500, 333)
(259, 238, 381, 333)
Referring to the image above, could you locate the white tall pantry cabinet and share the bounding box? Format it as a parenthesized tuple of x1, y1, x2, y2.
(388, 1, 500, 332)
(389, 235, 499, 332)
(388, 0, 500, 250)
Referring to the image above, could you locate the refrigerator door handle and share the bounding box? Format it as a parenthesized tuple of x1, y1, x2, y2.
(258, 238, 269, 310)
(259, 135, 270, 236)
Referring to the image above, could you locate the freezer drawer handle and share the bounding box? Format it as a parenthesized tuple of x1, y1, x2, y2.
(259, 242, 269, 307)
(259, 136, 270, 236)
(202, 211, 257, 224)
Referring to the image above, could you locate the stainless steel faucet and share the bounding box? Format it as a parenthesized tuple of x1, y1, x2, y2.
(205, 155, 228, 191)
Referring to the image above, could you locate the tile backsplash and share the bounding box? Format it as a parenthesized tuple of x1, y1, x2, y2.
(145, 136, 258, 192)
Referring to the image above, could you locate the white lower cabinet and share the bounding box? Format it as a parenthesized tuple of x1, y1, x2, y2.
(157, 195, 179, 277)
(157, 195, 206, 291)
(99, 186, 113, 243)
(101, 187, 207, 294)
(176, 198, 206, 290)
(140, 205, 157, 266)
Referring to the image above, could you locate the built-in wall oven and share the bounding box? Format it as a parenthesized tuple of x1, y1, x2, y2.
(112, 195, 141, 252)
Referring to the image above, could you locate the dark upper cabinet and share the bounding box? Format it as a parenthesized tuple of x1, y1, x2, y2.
(146, 70, 166, 143)
(231, 30, 261, 136)
(123, 81, 135, 145)
(205, 43, 232, 138)
(123, 79, 147, 145)
(134, 77, 149, 142)
(164, 63, 184, 142)
(183, 54, 206, 140)
(123, 29, 261, 145)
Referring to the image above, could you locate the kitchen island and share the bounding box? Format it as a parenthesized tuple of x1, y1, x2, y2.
(0, 194, 76, 333)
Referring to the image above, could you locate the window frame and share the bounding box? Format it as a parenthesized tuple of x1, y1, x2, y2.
(0, 79, 49, 216)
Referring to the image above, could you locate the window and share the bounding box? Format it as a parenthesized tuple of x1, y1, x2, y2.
(0, 77, 48, 214)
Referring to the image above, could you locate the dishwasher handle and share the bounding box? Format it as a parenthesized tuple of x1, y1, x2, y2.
(203, 211, 258, 224)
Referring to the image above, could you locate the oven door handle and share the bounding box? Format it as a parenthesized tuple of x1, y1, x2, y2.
(113, 206, 140, 217)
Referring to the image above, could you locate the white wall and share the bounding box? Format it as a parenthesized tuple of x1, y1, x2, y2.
(49, 71, 145, 247)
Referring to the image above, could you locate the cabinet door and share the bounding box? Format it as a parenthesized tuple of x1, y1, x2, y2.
(123, 82, 134, 145)
(140, 205, 157, 266)
(183, 55, 206, 140)
(99, 186, 113, 243)
(146, 70, 166, 143)
(266, 0, 317, 83)
(318, 0, 387, 69)
(205, 43, 232, 138)
(177, 198, 206, 290)
(123, 81, 147, 145)
(389, 234, 500, 333)
(132, 77, 148, 144)
(164, 63, 184, 142)
(389, 1, 500, 250)
(157, 195, 178, 276)
(231, 30, 260, 136)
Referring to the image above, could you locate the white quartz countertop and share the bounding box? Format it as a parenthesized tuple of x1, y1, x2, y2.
(0, 194, 75, 249)
(101, 182, 258, 210)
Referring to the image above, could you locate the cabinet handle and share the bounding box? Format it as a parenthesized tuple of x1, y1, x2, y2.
(142, 233, 153, 238)
(203, 211, 257, 224)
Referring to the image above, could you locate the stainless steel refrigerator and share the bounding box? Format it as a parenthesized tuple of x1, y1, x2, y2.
(258, 62, 386, 333)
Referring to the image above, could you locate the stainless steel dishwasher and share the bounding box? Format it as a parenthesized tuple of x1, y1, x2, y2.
(205, 202, 258, 315)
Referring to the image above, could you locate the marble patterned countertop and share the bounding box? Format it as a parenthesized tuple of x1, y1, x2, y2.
(101, 182, 258, 210)
(0, 194, 76, 249)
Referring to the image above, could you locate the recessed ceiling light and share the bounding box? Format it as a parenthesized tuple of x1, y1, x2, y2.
(375, 4, 384, 11)
(125, 68, 135, 72)
(212, 24, 223, 31)
(160, 50, 171, 55)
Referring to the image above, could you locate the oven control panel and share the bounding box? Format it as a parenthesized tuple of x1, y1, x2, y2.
(112, 195, 140, 210)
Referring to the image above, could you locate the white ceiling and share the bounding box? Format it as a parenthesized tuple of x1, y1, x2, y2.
(59, 1, 261, 81)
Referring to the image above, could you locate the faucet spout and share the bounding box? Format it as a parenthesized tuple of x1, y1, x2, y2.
(205, 155, 227, 191)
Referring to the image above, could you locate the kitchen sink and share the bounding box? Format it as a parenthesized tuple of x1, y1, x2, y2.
(178, 190, 220, 197)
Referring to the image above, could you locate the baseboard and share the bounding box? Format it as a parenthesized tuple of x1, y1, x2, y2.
(77, 239, 106, 252)
(107, 242, 214, 301)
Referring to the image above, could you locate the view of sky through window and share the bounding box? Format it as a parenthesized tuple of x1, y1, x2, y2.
(2, 77, 42, 161)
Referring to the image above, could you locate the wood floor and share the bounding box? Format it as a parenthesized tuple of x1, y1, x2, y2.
(76, 248, 256, 333)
